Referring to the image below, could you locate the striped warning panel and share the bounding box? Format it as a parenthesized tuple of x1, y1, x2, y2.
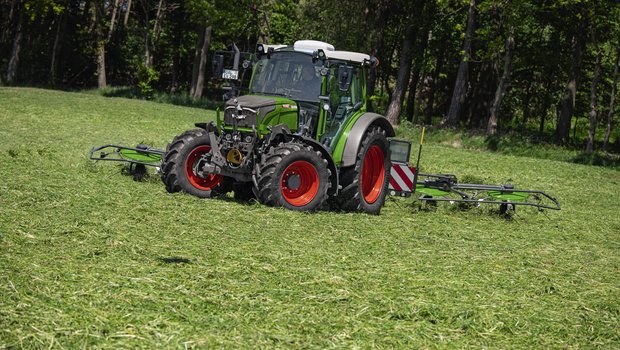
(389, 163, 416, 193)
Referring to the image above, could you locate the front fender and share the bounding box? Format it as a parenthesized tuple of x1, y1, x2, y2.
(295, 136, 339, 196)
(263, 124, 339, 196)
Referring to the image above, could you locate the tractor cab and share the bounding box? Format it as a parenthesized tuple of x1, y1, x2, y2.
(247, 40, 371, 153)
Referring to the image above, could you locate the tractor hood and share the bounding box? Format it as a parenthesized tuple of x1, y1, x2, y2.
(225, 95, 298, 110)
(223, 95, 299, 133)
(225, 95, 277, 110)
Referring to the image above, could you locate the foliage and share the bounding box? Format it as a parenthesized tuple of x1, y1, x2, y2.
(137, 64, 160, 99)
(0, 0, 619, 152)
(1, 87, 619, 348)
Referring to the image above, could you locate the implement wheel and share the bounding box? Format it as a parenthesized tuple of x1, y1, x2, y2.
(255, 142, 330, 211)
(161, 129, 232, 198)
(333, 126, 391, 214)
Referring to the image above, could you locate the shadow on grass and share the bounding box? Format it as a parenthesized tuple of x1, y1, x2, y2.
(482, 133, 620, 170)
(97, 86, 221, 110)
(572, 152, 620, 168)
(158, 256, 191, 264)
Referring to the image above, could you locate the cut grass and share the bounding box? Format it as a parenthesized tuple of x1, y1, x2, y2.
(0, 87, 619, 348)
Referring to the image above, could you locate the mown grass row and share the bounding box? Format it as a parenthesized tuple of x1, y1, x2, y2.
(1, 87, 618, 348)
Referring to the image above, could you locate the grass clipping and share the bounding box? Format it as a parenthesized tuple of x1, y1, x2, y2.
(0, 87, 618, 348)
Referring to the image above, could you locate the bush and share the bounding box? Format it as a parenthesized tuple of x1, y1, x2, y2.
(137, 64, 160, 99)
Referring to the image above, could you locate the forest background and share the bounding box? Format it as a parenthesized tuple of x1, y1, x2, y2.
(1, 0, 620, 156)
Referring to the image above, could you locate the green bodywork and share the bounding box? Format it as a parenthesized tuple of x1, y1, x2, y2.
(415, 185, 452, 198)
(217, 96, 300, 134)
(487, 190, 529, 202)
(118, 148, 162, 163)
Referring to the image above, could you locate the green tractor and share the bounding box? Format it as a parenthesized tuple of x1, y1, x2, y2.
(160, 40, 404, 214)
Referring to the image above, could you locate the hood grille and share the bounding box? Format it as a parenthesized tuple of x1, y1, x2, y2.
(224, 106, 258, 128)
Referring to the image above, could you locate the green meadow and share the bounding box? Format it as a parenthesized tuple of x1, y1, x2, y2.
(0, 87, 618, 348)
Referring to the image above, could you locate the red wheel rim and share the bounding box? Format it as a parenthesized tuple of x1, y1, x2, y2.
(185, 145, 223, 190)
(280, 160, 319, 207)
(361, 145, 385, 204)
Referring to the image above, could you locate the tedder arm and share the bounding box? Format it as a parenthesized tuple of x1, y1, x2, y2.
(415, 173, 561, 213)
(387, 127, 561, 214)
(89, 144, 164, 181)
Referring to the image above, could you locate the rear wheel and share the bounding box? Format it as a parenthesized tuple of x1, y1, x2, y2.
(255, 142, 330, 211)
(161, 129, 232, 198)
(334, 126, 391, 214)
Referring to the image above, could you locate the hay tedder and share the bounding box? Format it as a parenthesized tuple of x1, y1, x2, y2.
(90, 40, 560, 214)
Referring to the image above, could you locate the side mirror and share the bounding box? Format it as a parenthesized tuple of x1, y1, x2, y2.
(212, 54, 224, 77)
(338, 66, 353, 91)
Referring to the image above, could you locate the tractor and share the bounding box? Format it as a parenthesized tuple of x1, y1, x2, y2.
(90, 40, 560, 215)
(159, 40, 405, 214)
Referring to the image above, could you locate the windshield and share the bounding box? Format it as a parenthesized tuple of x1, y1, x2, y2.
(250, 52, 323, 102)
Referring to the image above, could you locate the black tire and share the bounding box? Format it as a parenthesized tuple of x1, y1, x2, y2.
(161, 129, 232, 198)
(255, 142, 330, 211)
(333, 126, 391, 214)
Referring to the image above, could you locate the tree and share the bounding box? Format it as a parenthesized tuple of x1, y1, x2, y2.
(586, 34, 602, 153)
(487, 32, 514, 135)
(6, 7, 23, 84)
(603, 43, 619, 151)
(556, 11, 587, 143)
(189, 25, 212, 100)
(385, 23, 416, 125)
(443, 0, 476, 128)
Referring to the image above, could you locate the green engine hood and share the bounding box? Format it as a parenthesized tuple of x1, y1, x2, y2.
(222, 95, 299, 135)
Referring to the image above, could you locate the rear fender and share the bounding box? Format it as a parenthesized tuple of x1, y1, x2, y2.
(341, 113, 395, 167)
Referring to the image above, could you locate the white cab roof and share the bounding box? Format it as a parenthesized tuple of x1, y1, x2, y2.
(272, 40, 370, 64)
(324, 50, 370, 63)
(293, 40, 335, 53)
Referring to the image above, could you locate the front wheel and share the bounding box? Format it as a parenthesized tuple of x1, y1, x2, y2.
(333, 126, 391, 214)
(160, 129, 232, 198)
(255, 142, 330, 211)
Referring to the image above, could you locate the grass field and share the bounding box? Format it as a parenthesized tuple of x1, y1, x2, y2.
(1, 87, 619, 348)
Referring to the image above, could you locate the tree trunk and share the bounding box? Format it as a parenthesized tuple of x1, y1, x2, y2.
(408, 28, 431, 123)
(385, 24, 416, 125)
(190, 25, 206, 97)
(96, 43, 107, 88)
(443, 0, 476, 128)
(603, 43, 619, 151)
(107, 0, 121, 41)
(190, 25, 212, 101)
(521, 80, 532, 131)
(425, 54, 443, 125)
(2, 0, 18, 43)
(170, 15, 183, 93)
(405, 69, 419, 122)
(6, 11, 23, 84)
(487, 34, 514, 135)
(91, 1, 107, 88)
(147, 0, 165, 67)
(261, 0, 271, 44)
(539, 79, 553, 134)
(366, 0, 390, 111)
(586, 43, 602, 153)
(50, 13, 66, 85)
(556, 22, 585, 143)
(124, 0, 132, 26)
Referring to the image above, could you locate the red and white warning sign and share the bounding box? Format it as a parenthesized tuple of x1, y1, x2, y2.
(389, 163, 416, 194)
